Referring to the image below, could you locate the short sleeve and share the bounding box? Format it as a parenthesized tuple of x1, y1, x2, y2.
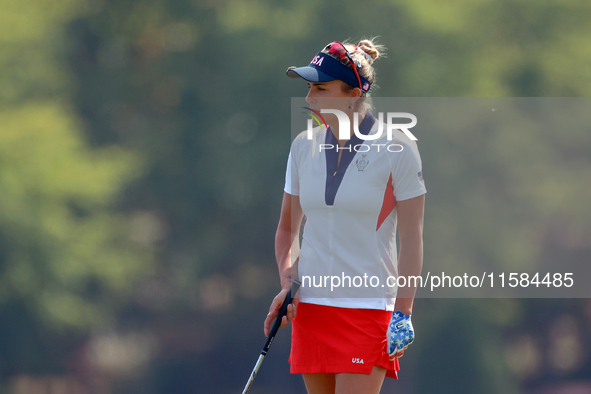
(391, 142, 426, 201)
(284, 151, 299, 196)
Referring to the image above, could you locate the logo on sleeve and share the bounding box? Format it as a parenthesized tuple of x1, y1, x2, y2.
(418, 171, 423, 182)
(352, 358, 365, 364)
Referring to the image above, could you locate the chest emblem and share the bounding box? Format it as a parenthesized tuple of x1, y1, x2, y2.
(356, 154, 369, 171)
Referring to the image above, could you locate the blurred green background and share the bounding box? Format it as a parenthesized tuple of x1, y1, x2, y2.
(1, 0, 590, 393)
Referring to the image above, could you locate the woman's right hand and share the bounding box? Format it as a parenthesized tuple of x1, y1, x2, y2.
(263, 288, 299, 337)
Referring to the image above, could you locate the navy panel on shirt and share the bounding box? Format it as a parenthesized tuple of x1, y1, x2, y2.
(324, 111, 376, 205)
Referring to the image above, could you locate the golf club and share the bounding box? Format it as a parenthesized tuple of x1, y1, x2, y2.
(241, 279, 301, 394)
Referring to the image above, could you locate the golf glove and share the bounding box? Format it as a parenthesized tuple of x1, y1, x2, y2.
(387, 311, 414, 360)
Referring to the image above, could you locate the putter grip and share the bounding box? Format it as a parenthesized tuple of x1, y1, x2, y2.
(263, 279, 301, 353)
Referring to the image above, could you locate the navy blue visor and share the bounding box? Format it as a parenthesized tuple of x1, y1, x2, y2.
(287, 52, 371, 93)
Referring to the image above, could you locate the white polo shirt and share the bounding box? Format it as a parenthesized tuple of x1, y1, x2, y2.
(284, 111, 426, 310)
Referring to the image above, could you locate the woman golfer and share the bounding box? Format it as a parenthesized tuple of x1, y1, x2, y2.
(264, 39, 426, 394)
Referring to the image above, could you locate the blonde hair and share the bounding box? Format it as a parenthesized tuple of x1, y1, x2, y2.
(321, 37, 387, 113)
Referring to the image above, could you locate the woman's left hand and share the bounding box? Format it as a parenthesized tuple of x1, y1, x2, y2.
(387, 311, 415, 359)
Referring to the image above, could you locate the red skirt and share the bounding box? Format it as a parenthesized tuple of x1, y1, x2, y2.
(288, 302, 400, 379)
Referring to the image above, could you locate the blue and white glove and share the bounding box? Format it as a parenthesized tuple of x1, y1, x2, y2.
(387, 311, 414, 360)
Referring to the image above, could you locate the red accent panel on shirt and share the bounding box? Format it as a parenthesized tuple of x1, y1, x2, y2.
(376, 173, 397, 231)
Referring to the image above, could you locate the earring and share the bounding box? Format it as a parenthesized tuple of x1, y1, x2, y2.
(349, 105, 352, 109)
